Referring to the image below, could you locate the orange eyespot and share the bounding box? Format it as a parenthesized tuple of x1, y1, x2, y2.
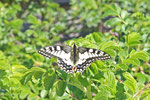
(72, 67, 77, 71)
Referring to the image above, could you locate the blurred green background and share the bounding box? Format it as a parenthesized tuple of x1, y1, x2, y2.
(0, 0, 150, 100)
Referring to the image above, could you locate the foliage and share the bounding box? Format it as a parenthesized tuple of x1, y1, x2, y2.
(0, 0, 150, 100)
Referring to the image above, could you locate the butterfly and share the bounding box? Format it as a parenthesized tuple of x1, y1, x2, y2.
(38, 43, 111, 73)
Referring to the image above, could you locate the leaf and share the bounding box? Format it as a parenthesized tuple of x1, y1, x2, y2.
(94, 87, 109, 100)
(123, 72, 137, 95)
(95, 61, 106, 71)
(90, 63, 98, 74)
(56, 80, 66, 96)
(21, 67, 46, 84)
(105, 17, 121, 27)
(121, 10, 128, 19)
(135, 73, 147, 84)
(102, 4, 118, 17)
(68, 75, 92, 100)
(27, 93, 37, 100)
(20, 87, 30, 99)
(118, 63, 128, 71)
(44, 73, 56, 90)
(12, 65, 28, 73)
(130, 51, 149, 62)
(21, 72, 33, 84)
(104, 71, 117, 95)
(101, 41, 116, 50)
(127, 32, 142, 46)
(78, 75, 89, 87)
(104, 48, 116, 57)
(92, 32, 102, 43)
(124, 58, 140, 66)
(116, 83, 126, 100)
(30, 67, 46, 73)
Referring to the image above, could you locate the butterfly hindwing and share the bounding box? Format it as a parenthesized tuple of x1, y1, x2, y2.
(57, 58, 74, 73)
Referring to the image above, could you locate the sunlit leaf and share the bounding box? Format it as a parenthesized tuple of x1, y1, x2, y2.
(123, 72, 137, 95)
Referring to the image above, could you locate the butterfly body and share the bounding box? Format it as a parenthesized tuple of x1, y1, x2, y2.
(38, 43, 111, 73)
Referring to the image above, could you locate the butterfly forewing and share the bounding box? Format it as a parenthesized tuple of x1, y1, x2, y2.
(38, 45, 72, 62)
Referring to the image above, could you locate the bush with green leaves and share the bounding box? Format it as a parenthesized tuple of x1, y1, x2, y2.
(0, 0, 150, 100)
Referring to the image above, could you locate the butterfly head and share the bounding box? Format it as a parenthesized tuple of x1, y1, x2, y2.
(72, 43, 77, 48)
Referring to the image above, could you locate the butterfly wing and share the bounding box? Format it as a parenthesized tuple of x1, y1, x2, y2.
(38, 45, 74, 70)
(57, 58, 74, 73)
(75, 47, 111, 72)
(38, 45, 72, 58)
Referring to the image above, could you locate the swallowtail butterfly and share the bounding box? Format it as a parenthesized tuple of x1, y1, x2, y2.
(38, 43, 111, 73)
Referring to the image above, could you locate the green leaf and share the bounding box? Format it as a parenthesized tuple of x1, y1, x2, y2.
(130, 51, 149, 62)
(94, 87, 109, 100)
(21, 72, 33, 84)
(116, 83, 126, 100)
(78, 75, 89, 87)
(12, 65, 28, 73)
(95, 61, 106, 71)
(135, 73, 147, 84)
(102, 5, 118, 17)
(30, 67, 46, 73)
(127, 32, 142, 46)
(121, 10, 128, 19)
(101, 41, 116, 50)
(124, 58, 140, 66)
(90, 63, 98, 74)
(92, 32, 102, 43)
(123, 72, 137, 95)
(68, 74, 92, 100)
(56, 80, 66, 96)
(105, 17, 121, 26)
(104, 71, 117, 95)
(44, 73, 56, 90)
(104, 48, 116, 57)
(27, 93, 37, 100)
(20, 87, 30, 99)
(117, 63, 128, 70)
